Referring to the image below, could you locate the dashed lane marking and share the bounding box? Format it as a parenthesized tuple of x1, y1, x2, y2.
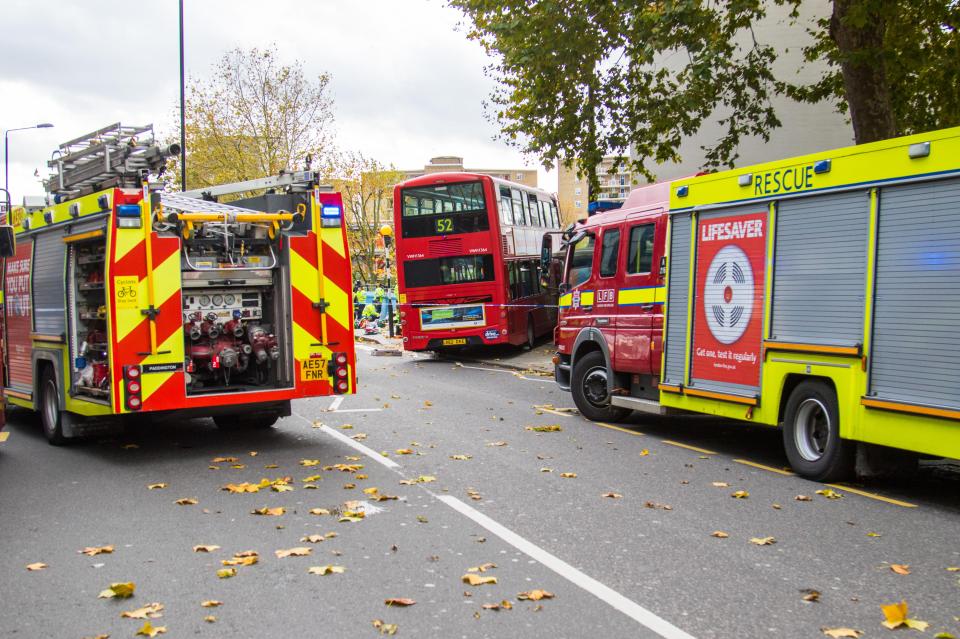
(594, 422, 646, 437)
(330, 408, 384, 413)
(437, 494, 697, 639)
(311, 414, 697, 638)
(661, 440, 717, 455)
(327, 396, 345, 412)
(733, 459, 795, 476)
(826, 483, 918, 508)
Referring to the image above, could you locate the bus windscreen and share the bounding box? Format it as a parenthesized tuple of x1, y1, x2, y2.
(400, 181, 490, 238)
(403, 254, 495, 288)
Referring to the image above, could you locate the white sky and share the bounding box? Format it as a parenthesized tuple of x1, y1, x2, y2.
(0, 0, 556, 204)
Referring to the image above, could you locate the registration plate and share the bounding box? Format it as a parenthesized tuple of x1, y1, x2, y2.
(442, 338, 467, 346)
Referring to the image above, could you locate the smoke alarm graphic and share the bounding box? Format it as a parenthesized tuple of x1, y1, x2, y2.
(703, 244, 754, 344)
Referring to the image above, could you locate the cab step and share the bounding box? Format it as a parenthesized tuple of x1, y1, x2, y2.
(610, 395, 667, 415)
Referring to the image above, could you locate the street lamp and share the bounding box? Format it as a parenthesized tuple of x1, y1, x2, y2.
(379, 224, 395, 337)
(4, 122, 54, 196)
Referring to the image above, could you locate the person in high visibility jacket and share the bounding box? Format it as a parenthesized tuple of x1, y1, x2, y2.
(353, 287, 364, 321)
(361, 302, 379, 320)
(374, 286, 385, 304)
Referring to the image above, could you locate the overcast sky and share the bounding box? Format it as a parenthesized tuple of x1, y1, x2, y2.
(0, 0, 554, 203)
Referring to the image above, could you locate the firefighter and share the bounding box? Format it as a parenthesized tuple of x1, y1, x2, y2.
(353, 286, 364, 322)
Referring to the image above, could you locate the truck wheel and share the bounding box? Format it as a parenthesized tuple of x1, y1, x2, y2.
(40, 368, 68, 446)
(782, 380, 854, 481)
(571, 351, 631, 422)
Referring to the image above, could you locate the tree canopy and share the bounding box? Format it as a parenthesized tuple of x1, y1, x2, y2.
(451, 0, 960, 193)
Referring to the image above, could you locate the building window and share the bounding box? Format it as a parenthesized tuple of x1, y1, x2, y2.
(574, 187, 581, 196)
(516, 173, 524, 180)
(575, 200, 582, 209)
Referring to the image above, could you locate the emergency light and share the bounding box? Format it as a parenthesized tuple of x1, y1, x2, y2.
(321, 204, 342, 228)
(813, 159, 832, 174)
(116, 204, 142, 228)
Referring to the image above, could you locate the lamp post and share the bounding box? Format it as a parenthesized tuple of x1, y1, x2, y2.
(379, 224, 395, 337)
(178, 0, 187, 191)
(4, 123, 54, 195)
(0, 187, 11, 225)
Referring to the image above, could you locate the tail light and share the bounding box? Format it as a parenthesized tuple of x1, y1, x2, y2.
(123, 365, 142, 411)
(327, 352, 350, 394)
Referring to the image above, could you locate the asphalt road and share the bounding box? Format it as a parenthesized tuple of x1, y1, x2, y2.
(1, 344, 958, 639)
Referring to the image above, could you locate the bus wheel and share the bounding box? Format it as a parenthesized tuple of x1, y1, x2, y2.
(571, 351, 631, 422)
(782, 381, 854, 482)
(40, 368, 68, 446)
(524, 316, 536, 350)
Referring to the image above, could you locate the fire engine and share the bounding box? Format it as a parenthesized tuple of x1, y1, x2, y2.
(550, 126, 960, 480)
(1, 123, 355, 444)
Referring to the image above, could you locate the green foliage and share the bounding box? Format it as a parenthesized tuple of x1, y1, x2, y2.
(452, 0, 960, 193)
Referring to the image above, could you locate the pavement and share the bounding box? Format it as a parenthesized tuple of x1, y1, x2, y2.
(1, 343, 959, 638)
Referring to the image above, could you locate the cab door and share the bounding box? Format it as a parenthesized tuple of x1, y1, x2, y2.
(557, 232, 599, 357)
(613, 216, 661, 376)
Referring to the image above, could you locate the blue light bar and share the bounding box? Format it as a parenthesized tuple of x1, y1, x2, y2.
(813, 159, 832, 174)
(676, 185, 689, 198)
(117, 204, 141, 217)
(321, 204, 342, 218)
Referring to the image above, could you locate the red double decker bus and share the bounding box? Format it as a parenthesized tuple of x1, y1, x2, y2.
(393, 172, 561, 352)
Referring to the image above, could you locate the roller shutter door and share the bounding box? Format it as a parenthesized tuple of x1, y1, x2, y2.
(32, 231, 66, 336)
(662, 213, 691, 386)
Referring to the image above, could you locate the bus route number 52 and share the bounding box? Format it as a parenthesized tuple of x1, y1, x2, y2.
(435, 218, 453, 234)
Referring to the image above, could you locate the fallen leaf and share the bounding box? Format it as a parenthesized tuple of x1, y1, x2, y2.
(890, 564, 911, 575)
(482, 600, 514, 611)
(540, 468, 553, 473)
(487, 440, 508, 447)
(602, 492, 622, 499)
(308, 565, 345, 575)
(98, 582, 136, 599)
(303, 474, 322, 483)
(731, 490, 749, 499)
(881, 600, 929, 631)
(251, 507, 285, 516)
(947, 566, 960, 572)
(467, 563, 497, 573)
(822, 628, 862, 638)
(560, 472, 577, 478)
(339, 511, 365, 523)
(201, 601, 222, 608)
(249, 451, 258, 456)
(275, 547, 312, 559)
(121, 603, 164, 619)
(216, 568, 237, 579)
(372, 619, 399, 635)
(390, 394, 401, 399)
(309, 508, 331, 516)
(772, 503, 782, 510)
(204, 615, 216, 623)
(816, 488, 843, 500)
(518, 590, 554, 601)
(208, 465, 220, 470)
(264, 464, 279, 469)
(526, 425, 563, 432)
(343, 483, 356, 490)
(301, 535, 326, 543)
(867, 532, 883, 538)
(416, 515, 428, 523)
(711, 482, 729, 488)
(711, 531, 729, 538)
(340, 424, 353, 429)
(221, 555, 258, 567)
(134, 621, 166, 637)
(800, 589, 821, 602)
(639, 449, 650, 456)
(384, 598, 416, 607)
(272, 484, 294, 493)
(462, 573, 498, 586)
(211, 457, 238, 463)
(26, 562, 48, 571)
(749, 536, 777, 546)
(222, 482, 261, 494)
(79, 544, 115, 557)
(352, 433, 368, 441)
(300, 459, 321, 467)
(415, 475, 436, 483)
(234, 550, 259, 558)
(174, 497, 198, 505)
(795, 494, 813, 501)
(395, 449, 414, 455)
(193, 545, 220, 553)
(147, 483, 167, 490)
(450, 454, 472, 461)
(644, 501, 673, 510)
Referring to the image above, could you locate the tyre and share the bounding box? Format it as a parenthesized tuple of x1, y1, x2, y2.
(524, 315, 536, 350)
(570, 351, 631, 422)
(213, 412, 280, 430)
(782, 380, 854, 481)
(39, 368, 68, 446)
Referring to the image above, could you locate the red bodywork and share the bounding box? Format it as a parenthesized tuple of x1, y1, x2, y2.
(554, 182, 672, 391)
(393, 172, 559, 351)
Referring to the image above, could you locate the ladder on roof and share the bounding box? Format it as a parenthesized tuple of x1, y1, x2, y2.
(45, 123, 174, 197)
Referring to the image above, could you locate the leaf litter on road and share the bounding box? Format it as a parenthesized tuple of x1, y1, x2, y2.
(881, 600, 929, 630)
(99, 582, 135, 599)
(121, 603, 164, 619)
(135, 621, 166, 637)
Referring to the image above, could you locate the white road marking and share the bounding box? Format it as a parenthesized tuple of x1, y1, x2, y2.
(453, 361, 556, 383)
(316, 424, 400, 469)
(436, 495, 697, 639)
(331, 408, 384, 413)
(327, 396, 345, 412)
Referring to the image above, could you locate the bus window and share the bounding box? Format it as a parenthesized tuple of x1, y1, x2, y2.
(511, 189, 525, 226)
(627, 224, 655, 274)
(519, 260, 536, 297)
(599, 228, 620, 278)
(404, 255, 496, 288)
(508, 261, 520, 299)
(566, 235, 595, 287)
(528, 194, 540, 226)
(549, 201, 559, 228)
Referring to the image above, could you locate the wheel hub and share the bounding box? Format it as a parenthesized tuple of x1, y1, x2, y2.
(582, 367, 609, 407)
(794, 397, 830, 462)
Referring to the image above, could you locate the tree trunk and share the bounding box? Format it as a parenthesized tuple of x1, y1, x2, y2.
(830, 0, 897, 143)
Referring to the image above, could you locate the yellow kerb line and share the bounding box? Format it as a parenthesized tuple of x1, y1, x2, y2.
(594, 422, 645, 437)
(661, 440, 717, 455)
(734, 459, 795, 476)
(826, 483, 918, 509)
